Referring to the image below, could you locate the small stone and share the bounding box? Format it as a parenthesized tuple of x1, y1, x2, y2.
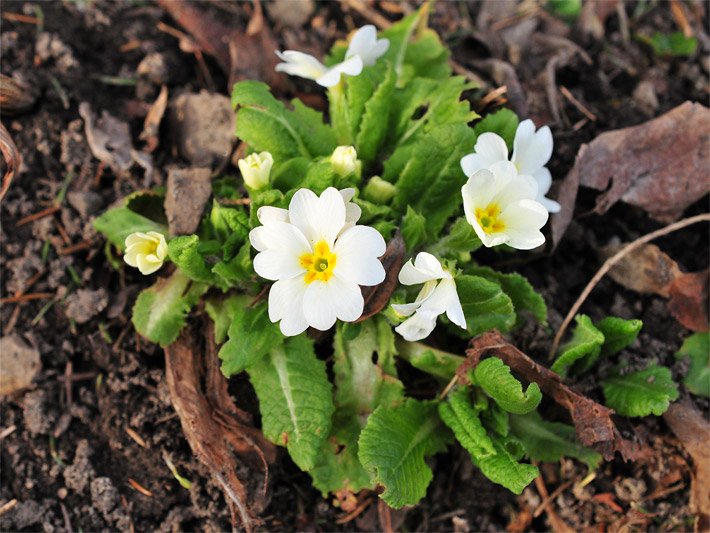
(165, 167, 212, 236)
(57, 488, 68, 500)
(67, 191, 103, 218)
(267, 0, 314, 28)
(91, 477, 119, 516)
(21, 389, 55, 435)
(64, 439, 95, 493)
(169, 91, 234, 168)
(64, 288, 108, 324)
(0, 335, 41, 395)
(137, 52, 172, 85)
(633, 81, 659, 115)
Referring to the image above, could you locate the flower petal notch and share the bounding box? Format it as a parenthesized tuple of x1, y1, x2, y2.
(250, 187, 386, 336)
(274, 25, 389, 88)
(461, 161, 549, 250)
(460, 119, 561, 213)
(238, 151, 274, 190)
(392, 252, 466, 342)
(124, 231, 168, 275)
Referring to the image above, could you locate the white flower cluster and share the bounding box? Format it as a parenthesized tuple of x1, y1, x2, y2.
(122, 26, 562, 344)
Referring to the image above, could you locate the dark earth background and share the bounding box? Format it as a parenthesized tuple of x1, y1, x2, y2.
(1, 0, 708, 531)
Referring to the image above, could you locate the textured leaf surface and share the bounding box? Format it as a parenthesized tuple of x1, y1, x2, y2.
(602, 364, 679, 417)
(551, 315, 604, 377)
(467, 266, 547, 325)
(248, 335, 334, 470)
(596, 317, 643, 356)
(456, 275, 516, 336)
(440, 387, 538, 494)
(359, 399, 450, 508)
(132, 270, 206, 347)
(474, 357, 542, 414)
(428, 217, 482, 258)
(219, 299, 284, 376)
(168, 235, 215, 284)
(510, 411, 602, 469)
(675, 332, 710, 397)
(204, 294, 244, 344)
(401, 206, 427, 252)
(396, 339, 464, 380)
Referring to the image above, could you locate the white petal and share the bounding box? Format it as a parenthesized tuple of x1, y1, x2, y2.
(275, 50, 328, 80)
(398, 252, 447, 285)
(346, 25, 389, 66)
(316, 56, 363, 87)
(460, 153, 491, 177)
(391, 279, 438, 317)
(302, 281, 337, 331)
(136, 254, 162, 275)
(512, 120, 553, 174)
(250, 222, 311, 279)
(494, 171, 538, 206)
(269, 277, 309, 336)
(394, 308, 438, 342)
(333, 225, 386, 286)
(438, 278, 466, 329)
(330, 275, 365, 322)
(340, 188, 362, 225)
(253, 249, 305, 281)
(462, 169, 497, 217)
(475, 132, 509, 162)
(289, 187, 346, 246)
(257, 206, 290, 225)
(532, 167, 561, 214)
(499, 199, 549, 250)
(391, 301, 423, 317)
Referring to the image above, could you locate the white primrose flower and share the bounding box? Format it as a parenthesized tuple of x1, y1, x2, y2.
(461, 161, 548, 250)
(345, 25, 390, 67)
(275, 25, 389, 88)
(238, 151, 273, 190)
(249, 187, 386, 336)
(392, 252, 466, 342)
(460, 119, 561, 213)
(124, 231, 168, 275)
(331, 145, 361, 176)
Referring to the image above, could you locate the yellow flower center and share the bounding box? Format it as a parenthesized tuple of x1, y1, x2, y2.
(300, 240, 337, 284)
(475, 204, 505, 234)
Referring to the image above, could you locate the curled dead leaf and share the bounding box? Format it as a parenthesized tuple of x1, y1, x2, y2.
(139, 85, 168, 153)
(0, 74, 39, 116)
(461, 330, 635, 461)
(667, 269, 709, 332)
(355, 232, 405, 323)
(603, 243, 682, 298)
(0, 121, 21, 203)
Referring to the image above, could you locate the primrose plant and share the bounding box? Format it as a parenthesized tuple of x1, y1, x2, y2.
(94, 9, 658, 509)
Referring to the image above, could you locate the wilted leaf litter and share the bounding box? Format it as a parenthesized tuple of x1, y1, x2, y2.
(0, 1, 708, 531)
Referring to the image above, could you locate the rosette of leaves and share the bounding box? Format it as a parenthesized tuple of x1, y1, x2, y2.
(94, 7, 624, 509)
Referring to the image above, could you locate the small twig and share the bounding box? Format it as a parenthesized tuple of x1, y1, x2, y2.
(127, 478, 153, 497)
(0, 292, 54, 304)
(560, 86, 597, 121)
(670, 0, 693, 38)
(16, 205, 60, 227)
(0, 499, 18, 518)
(0, 425, 17, 440)
(476, 85, 507, 113)
(342, 0, 392, 29)
(2, 12, 40, 24)
(438, 374, 459, 400)
(549, 213, 710, 359)
(125, 427, 148, 448)
(533, 479, 574, 518)
(59, 241, 93, 256)
(377, 499, 394, 533)
(335, 495, 374, 524)
(60, 503, 73, 533)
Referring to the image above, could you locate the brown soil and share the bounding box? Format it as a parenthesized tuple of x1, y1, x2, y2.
(1, 1, 707, 531)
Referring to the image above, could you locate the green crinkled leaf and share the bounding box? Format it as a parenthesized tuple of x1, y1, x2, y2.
(168, 235, 215, 284)
(209, 201, 250, 246)
(132, 270, 207, 347)
(205, 294, 244, 344)
(390, 124, 476, 234)
(456, 275, 516, 336)
(219, 299, 283, 376)
(509, 411, 602, 470)
(428, 217, 482, 258)
(467, 265, 547, 325)
(94, 206, 167, 249)
(248, 335, 335, 471)
(675, 332, 710, 398)
(359, 399, 451, 508)
(396, 339, 464, 380)
(271, 157, 311, 192)
(311, 319, 404, 496)
(602, 364, 679, 417)
(473, 108, 519, 150)
(248, 188, 286, 228)
(476, 438, 539, 495)
(439, 387, 496, 458)
(474, 357, 542, 415)
(551, 315, 604, 377)
(355, 66, 395, 165)
(401, 206, 427, 252)
(402, 27, 452, 81)
(211, 241, 254, 286)
(232, 81, 334, 160)
(440, 387, 538, 494)
(596, 317, 642, 357)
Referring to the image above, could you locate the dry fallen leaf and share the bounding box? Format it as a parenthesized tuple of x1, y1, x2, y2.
(604, 243, 683, 297)
(79, 102, 134, 175)
(0, 121, 22, 203)
(663, 398, 710, 532)
(0, 335, 41, 395)
(667, 270, 709, 332)
(578, 102, 710, 222)
(139, 85, 168, 153)
(356, 232, 405, 323)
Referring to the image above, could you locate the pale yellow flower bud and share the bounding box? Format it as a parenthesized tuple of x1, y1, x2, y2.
(330, 146, 361, 177)
(238, 151, 274, 190)
(124, 231, 168, 275)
